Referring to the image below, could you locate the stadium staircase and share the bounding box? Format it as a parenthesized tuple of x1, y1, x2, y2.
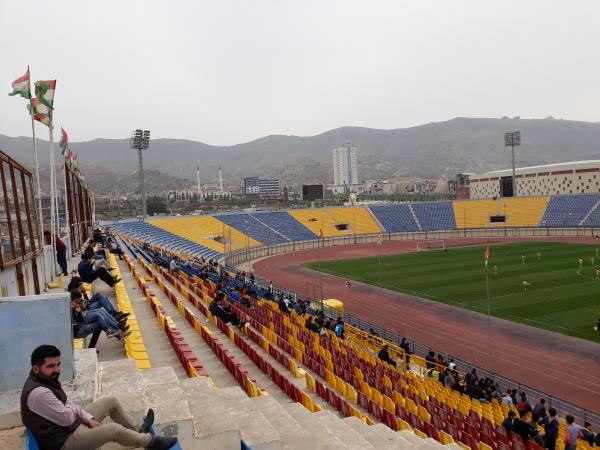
(407, 204, 423, 231)
(580, 199, 600, 226)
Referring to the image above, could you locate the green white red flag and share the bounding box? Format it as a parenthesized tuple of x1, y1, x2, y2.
(8, 67, 31, 99)
(27, 98, 51, 127)
(59, 127, 69, 156)
(34, 80, 56, 109)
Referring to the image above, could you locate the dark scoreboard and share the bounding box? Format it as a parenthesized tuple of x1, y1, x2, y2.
(302, 184, 324, 201)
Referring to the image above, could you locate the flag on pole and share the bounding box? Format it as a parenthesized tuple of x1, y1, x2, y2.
(376, 233, 382, 246)
(34, 80, 56, 109)
(27, 98, 51, 127)
(59, 127, 69, 156)
(484, 243, 490, 268)
(8, 67, 31, 99)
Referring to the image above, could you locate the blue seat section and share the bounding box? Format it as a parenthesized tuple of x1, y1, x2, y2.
(412, 201, 457, 231)
(582, 200, 600, 227)
(540, 194, 600, 227)
(368, 204, 419, 232)
(251, 211, 317, 242)
(111, 221, 221, 260)
(215, 213, 290, 245)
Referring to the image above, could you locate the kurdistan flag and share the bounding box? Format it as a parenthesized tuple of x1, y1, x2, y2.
(8, 67, 31, 99)
(34, 80, 56, 109)
(27, 98, 51, 127)
(59, 127, 69, 156)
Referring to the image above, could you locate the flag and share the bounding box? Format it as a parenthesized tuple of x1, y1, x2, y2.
(34, 80, 56, 109)
(8, 67, 31, 99)
(376, 233, 382, 246)
(27, 98, 51, 127)
(59, 127, 68, 156)
(318, 228, 324, 239)
(484, 244, 490, 268)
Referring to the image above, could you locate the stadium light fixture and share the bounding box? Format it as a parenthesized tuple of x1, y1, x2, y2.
(504, 131, 521, 197)
(130, 129, 151, 217)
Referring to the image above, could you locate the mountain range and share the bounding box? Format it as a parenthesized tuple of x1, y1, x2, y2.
(2, 117, 600, 194)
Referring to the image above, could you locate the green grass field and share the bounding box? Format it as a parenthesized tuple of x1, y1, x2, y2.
(305, 242, 600, 341)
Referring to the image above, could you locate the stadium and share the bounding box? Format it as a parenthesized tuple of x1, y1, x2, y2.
(3, 5, 600, 448)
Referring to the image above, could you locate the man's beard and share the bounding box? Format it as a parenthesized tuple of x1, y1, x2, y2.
(49, 372, 60, 381)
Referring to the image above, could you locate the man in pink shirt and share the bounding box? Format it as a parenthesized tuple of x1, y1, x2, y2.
(21, 345, 177, 450)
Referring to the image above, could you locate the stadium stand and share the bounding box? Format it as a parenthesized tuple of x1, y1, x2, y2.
(215, 212, 290, 245)
(288, 209, 354, 237)
(411, 201, 457, 231)
(368, 204, 420, 232)
(327, 207, 383, 235)
(149, 215, 260, 253)
(541, 194, 600, 227)
(112, 221, 222, 260)
(581, 200, 600, 226)
(453, 197, 549, 228)
(251, 211, 318, 242)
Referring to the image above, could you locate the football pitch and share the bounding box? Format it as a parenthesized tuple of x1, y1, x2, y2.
(305, 241, 600, 341)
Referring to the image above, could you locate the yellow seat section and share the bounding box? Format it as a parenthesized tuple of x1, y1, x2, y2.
(327, 207, 382, 235)
(149, 216, 260, 252)
(453, 197, 548, 228)
(289, 207, 381, 237)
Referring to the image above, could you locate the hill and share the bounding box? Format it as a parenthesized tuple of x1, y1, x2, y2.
(3, 117, 600, 185)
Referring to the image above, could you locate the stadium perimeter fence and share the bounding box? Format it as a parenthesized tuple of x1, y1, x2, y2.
(222, 226, 600, 427)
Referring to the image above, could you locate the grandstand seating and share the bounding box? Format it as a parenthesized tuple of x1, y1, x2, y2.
(111, 221, 222, 260)
(411, 202, 457, 231)
(215, 213, 290, 245)
(368, 204, 420, 232)
(149, 215, 260, 253)
(541, 194, 600, 227)
(327, 207, 383, 235)
(251, 211, 318, 241)
(582, 200, 600, 227)
(288, 209, 355, 237)
(453, 197, 548, 228)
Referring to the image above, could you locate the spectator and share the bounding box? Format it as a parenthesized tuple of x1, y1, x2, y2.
(443, 371, 455, 389)
(466, 368, 478, 386)
(44, 230, 68, 276)
(502, 411, 516, 435)
(511, 410, 533, 443)
(425, 351, 436, 369)
(564, 415, 582, 450)
(532, 398, 547, 418)
(400, 337, 411, 356)
(448, 358, 456, 370)
(78, 253, 120, 287)
(106, 238, 125, 260)
(334, 317, 345, 339)
(377, 345, 396, 367)
(208, 293, 244, 328)
(71, 289, 130, 340)
(539, 407, 558, 450)
(169, 257, 181, 273)
(517, 392, 530, 412)
(580, 422, 595, 446)
(22, 345, 177, 449)
(369, 328, 379, 337)
(67, 277, 129, 321)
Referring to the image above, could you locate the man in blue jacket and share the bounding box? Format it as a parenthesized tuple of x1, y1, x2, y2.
(77, 254, 120, 287)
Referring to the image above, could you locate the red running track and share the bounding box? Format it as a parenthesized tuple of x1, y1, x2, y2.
(252, 237, 600, 413)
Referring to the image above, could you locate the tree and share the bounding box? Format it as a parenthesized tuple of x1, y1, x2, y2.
(147, 196, 167, 216)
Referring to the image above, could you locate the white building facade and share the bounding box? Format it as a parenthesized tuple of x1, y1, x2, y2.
(469, 160, 600, 199)
(333, 142, 358, 186)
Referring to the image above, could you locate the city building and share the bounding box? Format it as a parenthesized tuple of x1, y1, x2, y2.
(469, 160, 600, 199)
(243, 177, 280, 198)
(332, 141, 358, 186)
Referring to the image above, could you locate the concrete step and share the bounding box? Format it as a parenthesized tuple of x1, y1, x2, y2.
(370, 423, 412, 448)
(182, 377, 282, 450)
(342, 416, 396, 449)
(250, 396, 311, 449)
(314, 410, 375, 450)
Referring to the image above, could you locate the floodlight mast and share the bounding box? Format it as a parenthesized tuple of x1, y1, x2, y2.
(130, 129, 150, 217)
(504, 131, 520, 197)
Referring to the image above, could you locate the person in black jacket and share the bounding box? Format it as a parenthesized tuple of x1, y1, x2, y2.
(377, 345, 396, 367)
(208, 293, 244, 327)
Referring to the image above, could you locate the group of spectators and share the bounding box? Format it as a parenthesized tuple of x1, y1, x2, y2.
(305, 315, 345, 339)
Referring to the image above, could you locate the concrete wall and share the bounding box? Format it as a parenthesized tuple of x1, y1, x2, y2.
(0, 292, 74, 391)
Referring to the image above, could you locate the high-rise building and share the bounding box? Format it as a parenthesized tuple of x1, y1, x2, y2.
(332, 142, 358, 186)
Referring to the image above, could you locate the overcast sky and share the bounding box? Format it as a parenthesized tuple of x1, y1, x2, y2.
(1, 1, 599, 145)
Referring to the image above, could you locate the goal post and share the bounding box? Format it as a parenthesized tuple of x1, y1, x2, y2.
(416, 239, 446, 252)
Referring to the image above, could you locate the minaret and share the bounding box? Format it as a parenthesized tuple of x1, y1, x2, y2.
(218, 166, 224, 193)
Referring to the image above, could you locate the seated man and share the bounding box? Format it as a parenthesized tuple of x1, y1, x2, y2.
(71, 290, 130, 340)
(208, 293, 244, 328)
(67, 276, 129, 322)
(78, 254, 120, 287)
(22, 345, 177, 450)
(106, 238, 125, 260)
(377, 345, 397, 367)
(169, 257, 181, 273)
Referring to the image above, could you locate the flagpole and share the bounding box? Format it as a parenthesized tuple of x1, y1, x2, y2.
(61, 139, 71, 256)
(485, 249, 494, 376)
(28, 82, 48, 289)
(48, 125, 58, 277)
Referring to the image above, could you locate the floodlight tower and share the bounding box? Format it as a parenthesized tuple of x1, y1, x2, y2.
(504, 131, 521, 197)
(130, 129, 150, 217)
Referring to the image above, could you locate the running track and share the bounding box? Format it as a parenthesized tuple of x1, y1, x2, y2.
(252, 237, 600, 414)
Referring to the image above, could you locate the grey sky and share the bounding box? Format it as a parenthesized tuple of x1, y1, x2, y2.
(1, 1, 599, 145)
